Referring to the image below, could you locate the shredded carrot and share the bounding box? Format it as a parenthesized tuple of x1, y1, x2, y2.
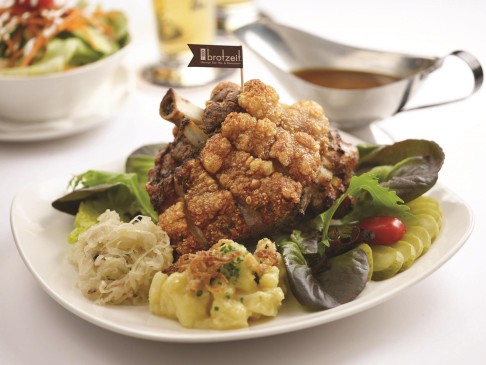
(0, 4, 120, 69)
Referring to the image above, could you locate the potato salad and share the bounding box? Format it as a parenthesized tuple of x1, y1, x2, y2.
(149, 238, 286, 329)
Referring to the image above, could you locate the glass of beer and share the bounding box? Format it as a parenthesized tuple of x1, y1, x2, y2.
(144, 0, 232, 87)
(216, 0, 259, 33)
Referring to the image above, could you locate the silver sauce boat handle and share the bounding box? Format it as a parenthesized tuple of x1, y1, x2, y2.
(399, 50, 483, 113)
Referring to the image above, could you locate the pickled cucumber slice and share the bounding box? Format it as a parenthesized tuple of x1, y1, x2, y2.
(390, 241, 417, 272)
(407, 196, 442, 222)
(357, 243, 373, 281)
(406, 226, 432, 254)
(363, 195, 443, 281)
(403, 212, 439, 239)
(413, 214, 440, 241)
(401, 232, 424, 257)
(409, 207, 442, 228)
(371, 245, 404, 281)
(407, 196, 440, 210)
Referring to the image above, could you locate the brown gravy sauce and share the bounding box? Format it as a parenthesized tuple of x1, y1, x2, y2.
(292, 68, 401, 89)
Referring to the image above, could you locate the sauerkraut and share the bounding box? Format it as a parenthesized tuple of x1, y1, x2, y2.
(70, 210, 173, 305)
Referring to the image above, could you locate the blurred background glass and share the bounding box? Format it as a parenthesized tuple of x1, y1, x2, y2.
(216, 0, 259, 33)
(143, 0, 232, 87)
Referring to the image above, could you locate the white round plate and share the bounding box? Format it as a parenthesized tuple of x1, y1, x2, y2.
(10, 159, 473, 343)
(0, 66, 132, 142)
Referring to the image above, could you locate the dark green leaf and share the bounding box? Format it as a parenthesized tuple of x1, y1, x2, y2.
(52, 170, 158, 221)
(356, 139, 445, 202)
(279, 240, 369, 310)
(52, 183, 126, 215)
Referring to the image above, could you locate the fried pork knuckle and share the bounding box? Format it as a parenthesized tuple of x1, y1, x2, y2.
(147, 79, 358, 257)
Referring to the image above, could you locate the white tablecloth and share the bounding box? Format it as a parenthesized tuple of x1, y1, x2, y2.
(1, 1, 485, 363)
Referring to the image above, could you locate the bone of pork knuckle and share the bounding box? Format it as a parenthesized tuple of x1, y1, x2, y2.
(146, 79, 358, 258)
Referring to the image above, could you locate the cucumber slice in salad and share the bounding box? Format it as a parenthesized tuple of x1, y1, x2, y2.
(370, 245, 404, 281)
(368, 195, 443, 280)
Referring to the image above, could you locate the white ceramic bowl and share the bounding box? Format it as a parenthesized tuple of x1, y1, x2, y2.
(0, 44, 130, 123)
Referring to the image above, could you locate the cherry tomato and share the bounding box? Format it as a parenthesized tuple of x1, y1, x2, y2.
(358, 216, 406, 245)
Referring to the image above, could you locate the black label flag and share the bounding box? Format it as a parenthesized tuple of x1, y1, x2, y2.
(188, 44, 244, 88)
(188, 44, 243, 68)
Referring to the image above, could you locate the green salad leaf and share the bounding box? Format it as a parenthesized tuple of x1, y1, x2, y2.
(276, 139, 444, 310)
(52, 170, 157, 243)
(277, 171, 410, 309)
(73, 27, 118, 55)
(66, 188, 139, 243)
(0, 39, 85, 76)
(67, 201, 100, 243)
(0, 9, 128, 76)
(104, 10, 130, 46)
(126, 143, 165, 185)
(279, 240, 369, 310)
(356, 139, 445, 202)
(314, 172, 410, 249)
(52, 144, 163, 243)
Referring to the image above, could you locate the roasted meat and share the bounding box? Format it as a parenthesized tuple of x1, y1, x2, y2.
(147, 79, 359, 257)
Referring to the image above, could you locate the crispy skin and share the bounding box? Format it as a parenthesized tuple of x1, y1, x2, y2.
(159, 159, 250, 257)
(147, 132, 200, 213)
(202, 135, 302, 230)
(177, 159, 249, 247)
(157, 201, 202, 256)
(148, 79, 358, 257)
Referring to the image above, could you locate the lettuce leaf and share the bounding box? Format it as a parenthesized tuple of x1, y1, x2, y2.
(52, 170, 158, 243)
(125, 143, 165, 186)
(277, 172, 409, 310)
(0, 38, 101, 76)
(67, 201, 103, 243)
(279, 240, 369, 309)
(104, 10, 130, 47)
(276, 139, 444, 311)
(356, 139, 445, 202)
(72, 26, 119, 55)
(313, 172, 410, 251)
(1, 10, 128, 76)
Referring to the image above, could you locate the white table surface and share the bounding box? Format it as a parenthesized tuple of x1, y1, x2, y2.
(1, 0, 485, 364)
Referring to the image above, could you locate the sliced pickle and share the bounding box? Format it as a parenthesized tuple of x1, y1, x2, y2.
(371, 245, 404, 281)
(401, 232, 424, 258)
(407, 196, 440, 210)
(363, 196, 443, 281)
(409, 207, 442, 228)
(413, 214, 440, 241)
(406, 226, 432, 254)
(390, 241, 417, 272)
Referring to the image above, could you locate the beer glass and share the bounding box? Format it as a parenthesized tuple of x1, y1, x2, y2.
(144, 0, 232, 87)
(216, 0, 259, 33)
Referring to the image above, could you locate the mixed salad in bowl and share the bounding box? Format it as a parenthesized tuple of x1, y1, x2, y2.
(0, 0, 128, 76)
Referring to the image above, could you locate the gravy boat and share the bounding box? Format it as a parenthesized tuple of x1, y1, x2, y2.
(234, 19, 483, 130)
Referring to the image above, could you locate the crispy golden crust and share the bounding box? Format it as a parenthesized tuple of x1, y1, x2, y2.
(157, 201, 204, 256)
(238, 79, 282, 121)
(221, 112, 278, 159)
(163, 159, 250, 257)
(151, 79, 358, 256)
